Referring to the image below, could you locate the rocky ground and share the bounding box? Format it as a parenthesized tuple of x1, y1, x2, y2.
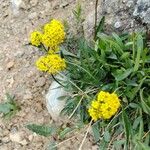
(0, 0, 149, 150)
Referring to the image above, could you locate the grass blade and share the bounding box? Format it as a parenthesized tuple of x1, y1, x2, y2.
(134, 34, 143, 72)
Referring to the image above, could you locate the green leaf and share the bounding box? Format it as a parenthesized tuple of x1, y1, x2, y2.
(122, 108, 132, 146)
(26, 124, 56, 137)
(61, 47, 78, 58)
(47, 142, 57, 150)
(136, 141, 150, 150)
(113, 139, 126, 149)
(134, 34, 143, 72)
(0, 103, 13, 114)
(104, 131, 110, 142)
(114, 68, 133, 81)
(140, 89, 150, 115)
(133, 116, 142, 130)
(92, 121, 100, 142)
(95, 16, 105, 39)
(59, 127, 75, 139)
(138, 118, 143, 141)
(112, 33, 124, 49)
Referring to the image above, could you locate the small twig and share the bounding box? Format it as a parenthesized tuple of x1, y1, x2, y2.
(78, 120, 93, 150)
(69, 95, 84, 119)
(51, 135, 77, 149)
(142, 130, 150, 139)
(41, 43, 48, 53)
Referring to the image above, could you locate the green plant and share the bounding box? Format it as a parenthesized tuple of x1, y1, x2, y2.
(28, 4, 150, 149)
(0, 93, 21, 119)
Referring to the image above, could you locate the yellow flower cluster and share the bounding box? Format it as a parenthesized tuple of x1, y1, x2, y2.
(88, 91, 121, 121)
(30, 31, 42, 46)
(42, 19, 65, 50)
(30, 19, 65, 54)
(36, 54, 66, 74)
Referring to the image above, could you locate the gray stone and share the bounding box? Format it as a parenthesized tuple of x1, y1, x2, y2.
(133, 0, 150, 24)
(126, 0, 134, 8)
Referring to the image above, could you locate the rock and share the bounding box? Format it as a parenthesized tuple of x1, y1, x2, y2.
(9, 132, 22, 143)
(14, 51, 24, 58)
(9, 132, 28, 145)
(28, 12, 37, 19)
(0, 66, 3, 71)
(133, 0, 150, 24)
(0, 145, 9, 150)
(114, 21, 122, 28)
(30, 0, 38, 7)
(46, 75, 67, 121)
(60, 2, 69, 8)
(35, 77, 46, 87)
(35, 102, 43, 112)
(6, 77, 14, 87)
(2, 136, 10, 143)
(10, 0, 22, 15)
(126, 0, 134, 8)
(28, 135, 34, 141)
(23, 90, 33, 100)
(20, 139, 28, 145)
(6, 61, 15, 69)
(92, 145, 99, 150)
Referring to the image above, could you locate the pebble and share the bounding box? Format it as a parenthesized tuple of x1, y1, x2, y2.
(0, 66, 3, 71)
(28, 134, 34, 141)
(28, 12, 37, 19)
(9, 132, 22, 143)
(2, 136, 10, 143)
(126, 0, 134, 8)
(23, 90, 33, 100)
(20, 139, 28, 145)
(6, 61, 15, 69)
(14, 51, 24, 58)
(114, 21, 122, 29)
(35, 77, 46, 87)
(35, 102, 43, 112)
(30, 0, 38, 7)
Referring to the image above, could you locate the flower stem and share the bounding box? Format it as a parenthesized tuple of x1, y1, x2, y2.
(51, 74, 65, 87)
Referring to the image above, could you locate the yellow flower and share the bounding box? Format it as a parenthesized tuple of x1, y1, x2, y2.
(88, 91, 121, 121)
(36, 54, 66, 74)
(30, 31, 42, 46)
(42, 19, 65, 49)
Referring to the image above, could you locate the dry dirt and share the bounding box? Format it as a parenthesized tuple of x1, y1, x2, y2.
(0, 0, 98, 150)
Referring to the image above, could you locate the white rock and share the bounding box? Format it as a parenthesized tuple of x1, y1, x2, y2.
(10, 0, 22, 15)
(114, 21, 122, 28)
(46, 75, 67, 121)
(30, 0, 38, 7)
(9, 132, 22, 143)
